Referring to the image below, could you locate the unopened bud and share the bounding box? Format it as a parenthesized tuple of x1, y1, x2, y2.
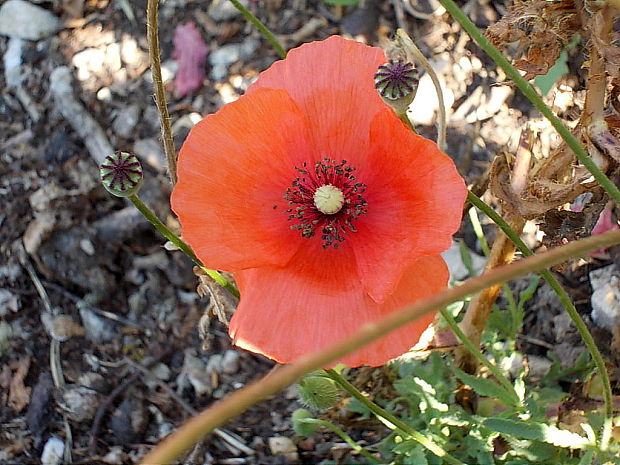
(291, 408, 318, 436)
(374, 59, 419, 113)
(297, 373, 340, 411)
(100, 151, 143, 197)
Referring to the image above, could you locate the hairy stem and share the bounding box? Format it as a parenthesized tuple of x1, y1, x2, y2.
(439, 308, 521, 407)
(437, 0, 620, 204)
(146, 0, 177, 185)
(229, 0, 287, 59)
(324, 369, 466, 465)
(456, 215, 524, 373)
(139, 229, 620, 465)
(128, 194, 239, 298)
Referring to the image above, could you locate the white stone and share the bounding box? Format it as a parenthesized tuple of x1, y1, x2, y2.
(221, 350, 240, 374)
(79, 306, 116, 342)
(177, 351, 212, 396)
(4, 37, 23, 87)
(0, 289, 20, 316)
(590, 265, 620, 331)
(209, 38, 258, 81)
(41, 437, 64, 465)
(206, 354, 223, 373)
(133, 138, 165, 172)
(59, 385, 101, 422)
(208, 0, 248, 21)
(407, 67, 455, 126)
(113, 104, 141, 139)
(441, 241, 486, 281)
(0, 0, 60, 41)
(268, 436, 298, 462)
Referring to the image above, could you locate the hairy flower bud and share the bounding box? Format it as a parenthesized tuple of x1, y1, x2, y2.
(291, 408, 318, 436)
(374, 59, 419, 114)
(100, 151, 143, 197)
(297, 373, 340, 411)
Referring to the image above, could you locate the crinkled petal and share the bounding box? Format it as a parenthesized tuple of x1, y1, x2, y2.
(171, 88, 312, 271)
(248, 36, 387, 164)
(349, 109, 467, 302)
(229, 247, 448, 367)
(344, 255, 449, 366)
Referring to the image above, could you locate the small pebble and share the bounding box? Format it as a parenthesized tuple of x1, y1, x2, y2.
(221, 350, 240, 374)
(40, 437, 64, 465)
(79, 306, 116, 342)
(0, 0, 60, 41)
(268, 436, 299, 462)
(207, 0, 248, 21)
(590, 265, 620, 331)
(59, 385, 101, 422)
(113, 104, 141, 139)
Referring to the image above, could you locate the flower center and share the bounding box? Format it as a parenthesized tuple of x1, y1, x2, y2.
(284, 158, 367, 248)
(313, 184, 344, 215)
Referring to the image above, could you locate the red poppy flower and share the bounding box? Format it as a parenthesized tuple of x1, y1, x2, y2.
(171, 36, 467, 367)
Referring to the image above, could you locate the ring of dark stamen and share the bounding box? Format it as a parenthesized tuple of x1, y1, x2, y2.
(283, 158, 367, 249)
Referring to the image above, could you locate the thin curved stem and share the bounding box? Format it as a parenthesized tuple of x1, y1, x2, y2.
(146, 0, 177, 185)
(467, 191, 612, 449)
(437, 0, 620, 204)
(439, 308, 521, 407)
(128, 194, 239, 298)
(324, 369, 466, 465)
(299, 418, 382, 464)
(396, 29, 447, 151)
(139, 229, 620, 465)
(229, 0, 287, 59)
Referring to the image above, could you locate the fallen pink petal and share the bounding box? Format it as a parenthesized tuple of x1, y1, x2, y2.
(172, 22, 208, 98)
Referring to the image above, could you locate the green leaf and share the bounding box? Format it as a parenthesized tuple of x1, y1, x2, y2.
(517, 275, 540, 311)
(534, 50, 569, 95)
(577, 450, 594, 465)
(459, 241, 476, 277)
(346, 397, 371, 418)
(404, 445, 428, 465)
(533, 35, 580, 95)
(453, 367, 519, 408)
(484, 417, 590, 449)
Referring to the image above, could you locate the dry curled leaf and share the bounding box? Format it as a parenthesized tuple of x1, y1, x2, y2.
(489, 155, 587, 220)
(591, 7, 620, 79)
(486, 0, 579, 79)
(194, 267, 238, 350)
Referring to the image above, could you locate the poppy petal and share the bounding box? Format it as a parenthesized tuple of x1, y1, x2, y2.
(343, 254, 449, 367)
(171, 88, 312, 271)
(229, 247, 448, 367)
(248, 36, 387, 164)
(350, 109, 467, 302)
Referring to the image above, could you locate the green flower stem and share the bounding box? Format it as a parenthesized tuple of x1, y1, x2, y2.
(324, 369, 467, 465)
(228, 0, 287, 59)
(298, 418, 382, 464)
(469, 207, 518, 333)
(439, 308, 521, 407)
(467, 191, 612, 449)
(140, 230, 620, 465)
(396, 29, 446, 151)
(128, 194, 239, 298)
(437, 0, 620, 204)
(398, 111, 416, 131)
